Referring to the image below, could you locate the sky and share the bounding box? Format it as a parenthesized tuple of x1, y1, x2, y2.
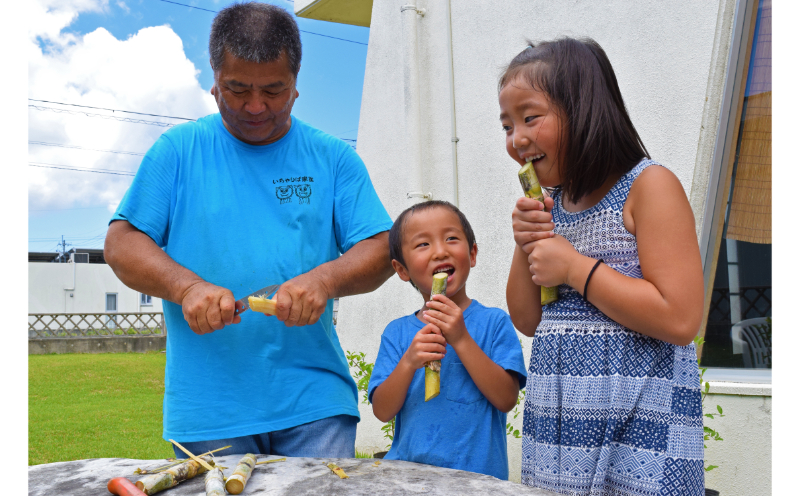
(27, 0, 370, 254)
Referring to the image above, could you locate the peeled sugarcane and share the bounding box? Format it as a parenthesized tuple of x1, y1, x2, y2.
(326, 462, 349, 479)
(225, 453, 257, 495)
(134, 445, 231, 474)
(518, 158, 559, 306)
(249, 295, 277, 315)
(425, 272, 447, 401)
(135, 456, 214, 495)
(204, 467, 226, 496)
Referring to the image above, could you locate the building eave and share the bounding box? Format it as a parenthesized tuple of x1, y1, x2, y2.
(295, 0, 373, 28)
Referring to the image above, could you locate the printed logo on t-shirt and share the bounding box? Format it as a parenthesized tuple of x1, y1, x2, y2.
(273, 176, 314, 205)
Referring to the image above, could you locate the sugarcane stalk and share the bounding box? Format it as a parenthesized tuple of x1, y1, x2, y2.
(249, 295, 277, 315)
(518, 159, 559, 306)
(256, 457, 287, 465)
(425, 272, 447, 401)
(204, 468, 226, 496)
(134, 445, 232, 475)
(135, 456, 214, 495)
(225, 453, 257, 495)
(326, 462, 349, 479)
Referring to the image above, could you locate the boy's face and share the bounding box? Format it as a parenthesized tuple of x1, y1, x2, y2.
(392, 207, 477, 302)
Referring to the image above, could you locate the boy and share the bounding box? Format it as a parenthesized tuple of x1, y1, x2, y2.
(368, 201, 527, 480)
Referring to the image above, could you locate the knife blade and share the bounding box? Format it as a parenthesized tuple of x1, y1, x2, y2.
(234, 284, 281, 316)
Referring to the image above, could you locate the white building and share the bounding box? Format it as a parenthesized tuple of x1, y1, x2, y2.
(297, 0, 771, 494)
(28, 249, 163, 315)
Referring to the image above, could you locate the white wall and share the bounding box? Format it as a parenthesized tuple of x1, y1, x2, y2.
(327, 0, 771, 490)
(28, 262, 163, 315)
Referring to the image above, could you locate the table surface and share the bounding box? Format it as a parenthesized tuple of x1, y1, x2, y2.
(28, 455, 560, 495)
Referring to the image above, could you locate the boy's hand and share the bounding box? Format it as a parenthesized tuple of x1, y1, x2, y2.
(423, 295, 470, 348)
(512, 196, 555, 254)
(401, 323, 447, 370)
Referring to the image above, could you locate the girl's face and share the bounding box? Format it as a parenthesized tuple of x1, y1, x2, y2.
(499, 77, 566, 188)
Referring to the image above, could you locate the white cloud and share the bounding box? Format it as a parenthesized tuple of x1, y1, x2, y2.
(116, 1, 130, 15)
(28, 0, 218, 212)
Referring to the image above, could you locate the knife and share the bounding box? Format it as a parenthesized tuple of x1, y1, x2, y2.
(234, 284, 281, 316)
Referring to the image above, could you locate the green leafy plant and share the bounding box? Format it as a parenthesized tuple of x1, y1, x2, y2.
(506, 389, 525, 439)
(345, 350, 395, 448)
(506, 338, 527, 439)
(694, 335, 725, 472)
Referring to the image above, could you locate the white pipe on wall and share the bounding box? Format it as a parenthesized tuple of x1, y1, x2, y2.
(400, 3, 430, 203)
(64, 252, 76, 312)
(445, 0, 459, 207)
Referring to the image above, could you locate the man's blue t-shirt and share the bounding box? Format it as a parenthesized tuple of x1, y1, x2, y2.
(368, 300, 527, 480)
(111, 114, 392, 442)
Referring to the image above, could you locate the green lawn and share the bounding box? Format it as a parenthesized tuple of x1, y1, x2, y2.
(29, 352, 174, 466)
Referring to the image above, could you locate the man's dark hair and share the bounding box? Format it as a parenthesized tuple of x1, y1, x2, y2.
(209, 2, 302, 77)
(499, 37, 650, 203)
(389, 200, 476, 270)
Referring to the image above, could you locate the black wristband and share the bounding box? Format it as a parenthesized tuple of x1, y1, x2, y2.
(583, 259, 604, 301)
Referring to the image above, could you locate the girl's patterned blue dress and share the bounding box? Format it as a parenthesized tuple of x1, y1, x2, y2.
(520, 159, 705, 496)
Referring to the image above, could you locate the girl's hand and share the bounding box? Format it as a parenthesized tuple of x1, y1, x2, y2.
(527, 234, 582, 287)
(423, 295, 470, 348)
(401, 323, 447, 370)
(512, 196, 556, 254)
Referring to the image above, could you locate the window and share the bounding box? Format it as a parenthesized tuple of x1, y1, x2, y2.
(140, 293, 153, 306)
(106, 293, 118, 328)
(700, 0, 771, 371)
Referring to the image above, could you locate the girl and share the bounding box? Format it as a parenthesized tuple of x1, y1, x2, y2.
(501, 38, 705, 496)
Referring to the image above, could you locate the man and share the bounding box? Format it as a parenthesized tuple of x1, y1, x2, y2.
(104, 3, 393, 458)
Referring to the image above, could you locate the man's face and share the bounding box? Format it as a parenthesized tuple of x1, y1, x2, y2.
(211, 50, 299, 145)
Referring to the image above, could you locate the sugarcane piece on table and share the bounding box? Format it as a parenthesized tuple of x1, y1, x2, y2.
(135, 456, 214, 495)
(225, 453, 257, 495)
(518, 159, 559, 306)
(425, 272, 447, 401)
(326, 462, 349, 479)
(204, 467, 226, 496)
(249, 295, 277, 315)
(135, 445, 232, 475)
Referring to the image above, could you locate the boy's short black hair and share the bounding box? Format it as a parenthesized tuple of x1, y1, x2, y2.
(499, 37, 650, 203)
(389, 200, 476, 269)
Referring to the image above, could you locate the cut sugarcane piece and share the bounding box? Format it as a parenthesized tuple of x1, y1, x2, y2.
(135, 445, 231, 475)
(424, 363, 441, 401)
(518, 159, 559, 306)
(248, 295, 277, 315)
(204, 468, 226, 496)
(135, 456, 214, 495)
(424, 272, 448, 401)
(326, 462, 349, 479)
(225, 453, 257, 495)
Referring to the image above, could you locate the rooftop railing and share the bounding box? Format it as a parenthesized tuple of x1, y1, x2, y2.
(28, 312, 166, 339)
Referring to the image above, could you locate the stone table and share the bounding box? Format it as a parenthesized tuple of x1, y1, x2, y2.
(29, 455, 560, 495)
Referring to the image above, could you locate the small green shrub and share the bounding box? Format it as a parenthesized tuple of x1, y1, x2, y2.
(694, 335, 725, 472)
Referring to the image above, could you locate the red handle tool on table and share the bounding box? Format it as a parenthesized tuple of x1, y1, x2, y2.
(108, 477, 147, 496)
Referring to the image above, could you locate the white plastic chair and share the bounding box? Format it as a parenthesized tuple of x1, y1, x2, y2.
(730, 317, 771, 368)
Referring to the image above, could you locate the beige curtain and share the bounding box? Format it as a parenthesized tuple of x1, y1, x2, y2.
(725, 0, 771, 245)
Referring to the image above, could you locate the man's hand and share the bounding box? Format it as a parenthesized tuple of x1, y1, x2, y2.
(422, 295, 470, 347)
(180, 281, 241, 335)
(400, 324, 447, 370)
(511, 196, 555, 253)
(272, 272, 332, 327)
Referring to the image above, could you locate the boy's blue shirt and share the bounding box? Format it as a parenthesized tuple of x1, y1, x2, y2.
(368, 300, 527, 480)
